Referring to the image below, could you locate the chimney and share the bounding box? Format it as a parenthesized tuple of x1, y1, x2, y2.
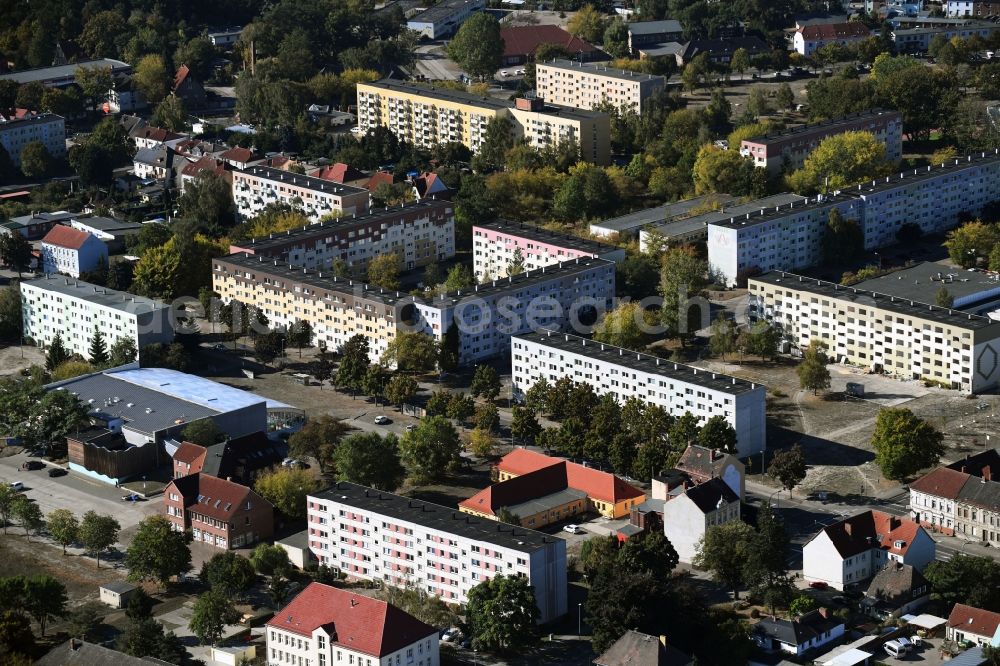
(984, 467, 992, 482)
(350, 599, 358, 607)
(659, 635, 667, 647)
(844, 522, 852, 536)
(70, 639, 80, 651)
(817, 607, 829, 619)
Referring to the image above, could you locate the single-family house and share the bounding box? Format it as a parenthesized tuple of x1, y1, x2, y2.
(794, 22, 872, 56)
(40, 226, 108, 278)
(803, 510, 935, 591)
(660, 477, 740, 563)
(172, 65, 206, 108)
(947, 604, 1000, 647)
(673, 444, 745, 498)
(753, 608, 845, 658)
(860, 562, 931, 619)
(594, 630, 694, 666)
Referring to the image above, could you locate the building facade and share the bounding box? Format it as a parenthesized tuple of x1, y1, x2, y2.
(793, 21, 872, 55)
(508, 97, 611, 165)
(802, 511, 935, 591)
(0, 112, 66, 168)
(40, 225, 108, 278)
(909, 450, 1000, 547)
(946, 604, 1000, 647)
(535, 60, 666, 114)
(21, 275, 173, 360)
(232, 165, 370, 223)
(658, 478, 741, 563)
(472, 219, 625, 281)
(748, 271, 1000, 393)
(164, 473, 274, 550)
(306, 482, 568, 624)
(511, 330, 767, 457)
(230, 200, 455, 274)
(709, 150, 1000, 286)
(739, 109, 902, 175)
(947, 0, 1000, 16)
(266, 583, 440, 666)
(406, 0, 486, 38)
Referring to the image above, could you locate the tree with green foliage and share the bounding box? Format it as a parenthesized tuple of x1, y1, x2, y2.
(524, 378, 551, 415)
(181, 419, 221, 447)
(447, 393, 476, 426)
(150, 95, 187, 132)
(44, 333, 70, 371)
(945, 221, 1000, 268)
(469, 427, 498, 459)
(16, 388, 88, 457)
(79, 511, 120, 568)
(871, 408, 945, 481)
(789, 594, 818, 616)
(108, 337, 138, 367)
(427, 389, 452, 417)
(568, 4, 609, 43)
(254, 467, 320, 520)
(448, 13, 504, 80)
(511, 406, 541, 446)
(697, 416, 738, 453)
(768, 444, 807, 497)
(87, 327, 108, 365)
(380, 332, 438, 373)
(336, 334, 370, 394)
(593, 301, 656, 350)
(12, 496, 43, 539)
(466, 574, 539, 652)
(924, 554, 1000, 611)
(744, 502, 794, 613)
(731, 47, 750, 77)
(311, 348, 334, 388)
(189, 589, 239, 646)
(936, 287, 955, 308)
(0, 288, 21, 342)
(797, 339, 831, 394)
(822, 208, 865, 266)
(177, 171, 234, 234)
(287, 320, 314, 357)
(19, 142, 53, 179)
(367, 253, 401, 290)
(0, 485, 16, 534)
(250, 543, 292, 579)
(0, 232, 32, 277)
(200, 552, 256, 598)
(67, 601, 104, 641)
(333, 432, 406, 491)
(47, 509, 79, 555)
(786, 131, 892, 194)
(695, 520, 757, 599)
(659, 247, 708, 342)
(439, 318, 460, 372)
(289, 415, 352, 474)
(471, 365, 502, 402)
(444, 264, 476, 291)
(474, 401, 500, 434)
(385, 374, 418, 409)
(776, 82, 795, 110)
(125, 516, 191, 587)
(709, 313, 736, 360)
(399, 416, 462, 484)
(134, 54, 169, 105)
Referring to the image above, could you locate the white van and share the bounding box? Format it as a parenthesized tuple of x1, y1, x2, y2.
(9, 481, 24, 492)
(883, 640, 906, 658)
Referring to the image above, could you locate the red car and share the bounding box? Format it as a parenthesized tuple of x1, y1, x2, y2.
(809, 581, 829, 590)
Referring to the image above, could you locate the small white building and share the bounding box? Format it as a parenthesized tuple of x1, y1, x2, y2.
(753, 608, 846, 657)
(98, 581, 137, 609)
(21, 275, 173, 361)
(658, 477, 740, 564)
(803, 510, 935, 591)
(266, 582, 440, 666)
(40, 226, 108, 278)
(946, 603, 1000, 647)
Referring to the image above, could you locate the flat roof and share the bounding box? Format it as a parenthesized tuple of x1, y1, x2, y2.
(475, 220, 621, 254)
(708, 191, 854, 231)
(592, 195, 733, 233)
(627, 19, 683, 34)
(73, 216, 143, 232)
(520, 101, 607, 121)
(237, 200, 451, 251)
(0, 112, 64, 130)
(312, 481, 564, 551)
(408, 0, 484, 24)
(741, 108, 898, 146)
(6, 210, 73, 228)
(515, 329, 764, 395)
(239, 165, 367, 196)
(853, 262, 1000, 307)
(652, 193, 806, 234)
(538, 59, 667, 84)
(361, 79, 510, 111)
(752, 271, 1000, 330)
(23, 275, 168, 315)
(0, 59, 130, 85)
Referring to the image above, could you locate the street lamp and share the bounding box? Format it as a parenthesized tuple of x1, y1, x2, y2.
(578, 602, 583, 636)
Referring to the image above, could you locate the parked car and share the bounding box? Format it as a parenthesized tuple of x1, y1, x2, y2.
(9, 481, 24, 492)
(22, 460, 45, 470)
(213, 343, 226, 350)
(883, 640, 905, 658)
(909, 635, 922, 649)
(47, 468, 67, 478)
(121, 493, 140, 502)
(809, 581, 829, 590)
(563, 524, 582, 534)
(405, 424, 417, 431)
(374, 415, 391, 425)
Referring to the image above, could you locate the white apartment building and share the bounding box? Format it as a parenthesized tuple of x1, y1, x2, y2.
(266, 582, 439, 666)
(472, 219, 625, 280)
(708, 150, 1000, 286)
(748, 271, 1000, 393)
(803, 511, 935, 591)
(40, 226, 109, 278)
(508, 97, 611, 166)
(230, 200, 455, 273)
(21, 276, 174, 361)
(306, 482, 568, 624)
(657, 478, 741, 563)
(511, 330, 767, 457)
(0, 111, 66, 168)
(232, 165, 370, 223)
(535, 60, 666, 114)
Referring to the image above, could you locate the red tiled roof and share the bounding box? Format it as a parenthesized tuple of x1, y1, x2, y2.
(799, 22, 870, 40)
(220, 147, 258, 163)
(167, 474, 265, 522)
(173, 64, 190, 91)
(134, 126, 182, 143)
(460, 462, 572, 515)
(495, 449, 644, 504)
(366, 171, 394, 191)
(311, 163, 367, 183)
(173, 441, 207, 465)
(42, 225, 92, 250)
(500, 25, 601, 58)
(181, 156, 228, 178)
(821, 510, 923, 559)
(947, 603, 1000, 638)
(266, 583, 436, 655)
(910, 466, 970, 500)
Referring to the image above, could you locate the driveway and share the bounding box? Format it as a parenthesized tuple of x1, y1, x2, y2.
(156, 598, 248, 663)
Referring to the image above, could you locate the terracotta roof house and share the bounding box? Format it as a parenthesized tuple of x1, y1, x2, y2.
(172, 64, 206, 108)
(218, 146, 264, 170)
(499, 25, 603, 66)
(171, 431, 287, 483)
(164, 473, 273, 550)
(179, 155, 231, 191)
(266, 582, 440, 666)
(753, 608, 845, 658)
(410, 171, 450, 200)
(460, 449, 645, 528)
(946, 603, 1000, 647)
(594, 630, 694, 666)
(131, 125, 184, 150)
(310, 162, 368, 186)
(40, 226, 107, 278)
(794, 21, 871, 56)
(861, 562, 931, 619)
(910, 449, 1000, 546)
(803, 510, 935, 590)
(365, 170, 395, 192)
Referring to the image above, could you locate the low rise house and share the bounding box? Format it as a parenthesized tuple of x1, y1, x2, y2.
(170, 432, 286, 484)
(675, 37, 770, 66)
(946, 604, 1000, 647)
(794, 21, 871, 56)
(753, 608, 845, 658)
(36, 639, 166, 665)
(266, 583, 440, 666)
(861, 562, 930, 619)
(658, 477, 740, 563)
(0, 210, 73, 240)
(40, 226, 108, 278)
(407, 0, 486, 38)
(460, 449, 645, 527)
(910, 450, 1000, 547)
(69, 215, 143, 253)
(673, 444, 745, 499)
(594, 630, 694, 666)
(99, 581, 138, 609)
(172, 64, 205, 108)
(803, 510, 935, 590)
(626, 20, 684, 54)
(500, 25, 601, 66)
(164, 473, 274, 549)
(130, 125, 185, 150)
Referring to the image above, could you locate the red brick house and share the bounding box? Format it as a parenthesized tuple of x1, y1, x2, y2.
(171, 432, 286, 484)
(164, 473, 273, 550)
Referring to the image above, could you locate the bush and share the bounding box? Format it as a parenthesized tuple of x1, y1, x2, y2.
(750, 608, 760, 619)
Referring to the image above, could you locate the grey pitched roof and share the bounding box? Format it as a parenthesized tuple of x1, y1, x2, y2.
(627, 20, 683, 35)
(101, 580, 137, 594)
(755, 609, 843, 647)
(864, 563, 928, 607)
(35, 640, 174, 666)
(957, 478, 1000, 513)
(682, 477, 739, 513)
(594, 630, 694, 666)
